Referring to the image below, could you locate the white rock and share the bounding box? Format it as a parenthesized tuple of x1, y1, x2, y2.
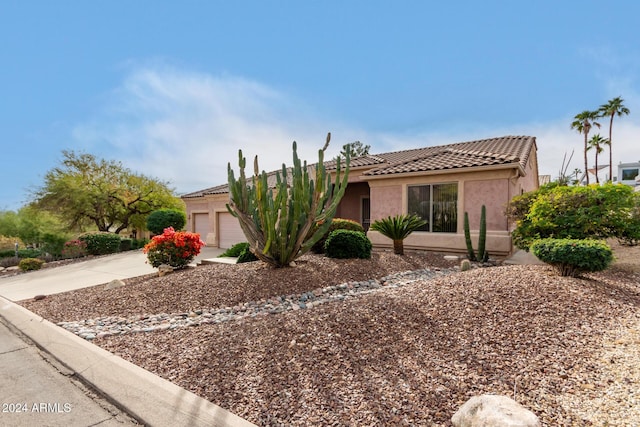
(451, 394, 540, 427)
(105, 279, 126, 290)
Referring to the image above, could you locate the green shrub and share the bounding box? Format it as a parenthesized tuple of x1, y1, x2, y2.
(0, 250, 16, 258)
(146, 209, 187, 235)
(79, 232, 122, 255)
(119, 238, 132, 252)
(237, 247, 259, 263)
(220, 242, 250, 257)
(531, 238, 613, 277)
(324, 229, 372, 259)
(41, 232, 69, 259)
(311, 218, 365, 254)
(131, 238, 149, 250)
(18, 257, 44, 271)
(17, 248, 43, 258)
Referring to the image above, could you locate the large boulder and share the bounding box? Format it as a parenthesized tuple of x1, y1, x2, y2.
(452, 394, 540, 427)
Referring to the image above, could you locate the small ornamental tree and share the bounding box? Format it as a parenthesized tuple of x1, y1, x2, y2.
(370, 214, 426, 255)
(146, 208, 187, 235)
(227, 133, 350, 268)
(143, 227, 205, 269)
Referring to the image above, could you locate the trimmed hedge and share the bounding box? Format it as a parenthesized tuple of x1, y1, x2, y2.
(79, 232, 122, 255)
(531, 238, 613, 277)
(324, 229, 372, 259)
(311, 218, 365, 254)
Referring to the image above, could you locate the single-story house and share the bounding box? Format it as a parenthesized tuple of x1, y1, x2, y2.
(181, 135, 539, 257)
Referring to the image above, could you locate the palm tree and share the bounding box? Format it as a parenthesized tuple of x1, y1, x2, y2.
(599, 97, 630, 182)
(370, 214, 426, 255)
(586, 134, 608, 184)
(571, 110, 600, 185)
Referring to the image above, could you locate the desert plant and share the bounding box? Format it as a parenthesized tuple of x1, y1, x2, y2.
(531, 238, 613, 277)
(370, 214, 426, 255)
(0, 256, 19, 268)
(146, 208, 187, 235)
(143, 227, 205, 269)
(324, 229, 372, 259)
(227, 133, 350, 268)
(464, 205, 488, 262)
(79, 232, 122, 255)
(18, 257, 44, 271)
(310, 218, 365, 253)
(220, 242, 250, 257)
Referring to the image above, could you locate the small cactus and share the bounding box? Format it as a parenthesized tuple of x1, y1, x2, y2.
(460, 259, 471, 271)
(464, 205, 488, 262)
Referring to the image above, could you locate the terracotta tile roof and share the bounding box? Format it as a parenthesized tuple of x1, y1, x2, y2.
(362, 135, 535, 176)
(182, 135, 536, 198)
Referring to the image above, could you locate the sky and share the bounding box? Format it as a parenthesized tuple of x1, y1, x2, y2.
(2, 1, 640, 211)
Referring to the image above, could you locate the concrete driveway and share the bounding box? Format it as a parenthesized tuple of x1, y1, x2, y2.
(0, 247, 225, 302)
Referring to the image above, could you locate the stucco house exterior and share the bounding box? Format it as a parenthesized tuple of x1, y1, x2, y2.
(182, 135, 539, 257)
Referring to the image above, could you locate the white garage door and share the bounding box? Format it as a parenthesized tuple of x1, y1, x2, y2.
(218, 212, 246, 249)
(193, 213, 209, 240)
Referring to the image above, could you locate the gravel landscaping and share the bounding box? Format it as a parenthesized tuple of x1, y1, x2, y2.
(19, 245, 640, 426)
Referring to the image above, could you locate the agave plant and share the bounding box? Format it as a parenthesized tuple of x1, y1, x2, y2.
(370, 214, 426, 255)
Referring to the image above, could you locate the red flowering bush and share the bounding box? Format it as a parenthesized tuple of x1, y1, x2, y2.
(61, 239, 88, 259)
(143, 227, 205, 269)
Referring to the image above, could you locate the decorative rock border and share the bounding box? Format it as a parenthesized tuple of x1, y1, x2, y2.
(58, 267, 458, 340)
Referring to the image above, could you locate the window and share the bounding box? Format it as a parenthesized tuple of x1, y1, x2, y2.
(622, 168, 639, 181)
(407, 183, 458, 232)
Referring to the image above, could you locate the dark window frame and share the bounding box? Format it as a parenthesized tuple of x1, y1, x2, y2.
(407, 182, 458, 233)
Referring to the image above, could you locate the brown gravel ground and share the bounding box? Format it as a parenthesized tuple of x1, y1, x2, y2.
(20, 245, 640, 426)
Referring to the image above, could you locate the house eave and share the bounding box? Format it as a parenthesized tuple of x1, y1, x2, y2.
(362, 162, 525, 181)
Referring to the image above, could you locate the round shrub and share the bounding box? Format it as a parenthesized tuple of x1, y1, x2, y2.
(18, 257, 44, 271)
(311, 218, 365, 254)
(79, 232, 122, 255)
(143, 227, 205, 269)
(324, 229, 372, 259)
(146, 209, 187, 235)
(531, 238, 613, 277)
(61, 239, 88, 259)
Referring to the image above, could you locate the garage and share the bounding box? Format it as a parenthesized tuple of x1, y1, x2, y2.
(217, 212, 246, 248)
(193, 213, 209, 241)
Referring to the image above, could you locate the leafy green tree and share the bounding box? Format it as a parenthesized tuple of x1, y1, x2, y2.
(507, 183, 640, 249)
(146, 208, 187, 235)
(599, 97, 630, 182)
(571, 110, 600, 185)
(0, 210, 20, 238)
(227, 133, 350, 268)
(340, 141, 370, 158)
(33, 151, 182, 234)
(370, 214, 426, 255)
(586, 134, 608, 184)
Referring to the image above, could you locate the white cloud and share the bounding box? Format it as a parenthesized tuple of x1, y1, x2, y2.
(73, 65, 639, 194)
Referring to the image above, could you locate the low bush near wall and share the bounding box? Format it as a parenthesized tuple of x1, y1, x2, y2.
(79, 232, 122, 255)
(311, 218, 365, 254)
(18, 258, 44, 271)
(531, 238, 613, 277)
(324, 230, 372, 259)
(143, 227, 205, 269)
(61, 240, 88, 259)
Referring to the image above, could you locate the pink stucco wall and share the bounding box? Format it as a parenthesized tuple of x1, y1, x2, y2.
(336, 182, 369, 223)
(463, 179, 509, 231)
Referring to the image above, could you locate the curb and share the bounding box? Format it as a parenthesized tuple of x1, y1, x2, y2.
(0, 296, 256, 427)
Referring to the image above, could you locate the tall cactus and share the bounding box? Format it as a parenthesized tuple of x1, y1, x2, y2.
(464, 204, 488, 262)
(477, 205, 487, 262)
(226, 133, 350, 268)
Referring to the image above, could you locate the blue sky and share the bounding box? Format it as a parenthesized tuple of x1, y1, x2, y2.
(2, 1, 639, 211)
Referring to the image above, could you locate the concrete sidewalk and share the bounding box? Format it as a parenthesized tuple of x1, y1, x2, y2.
(0, 247, 225, 302)
(0, 247, 254, 427)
